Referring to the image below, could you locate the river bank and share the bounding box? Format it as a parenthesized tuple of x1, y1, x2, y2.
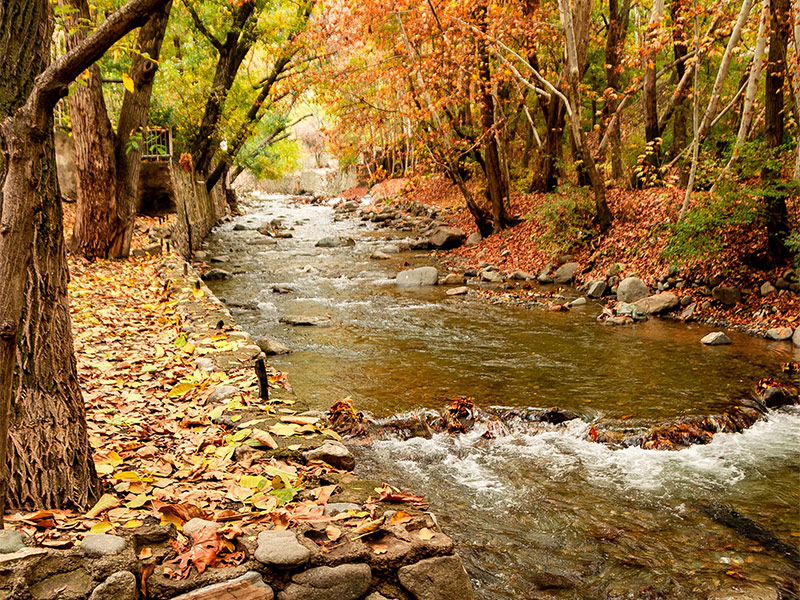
(353, 176, 800, 342)
(0, 235, 474, 599)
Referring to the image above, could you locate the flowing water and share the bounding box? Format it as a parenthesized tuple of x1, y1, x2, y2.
(205, 194, 800, 599)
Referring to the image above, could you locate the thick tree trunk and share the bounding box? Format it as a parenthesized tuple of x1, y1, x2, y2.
(475, 4, 512, 233)
(64, 0, 118, 260)
(1, 0, 171, 519)
(190, 1, 256, 176)
(762, 0, 790, 263)
(109, 1, 173, 258)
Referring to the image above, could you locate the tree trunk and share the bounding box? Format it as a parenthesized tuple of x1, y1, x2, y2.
(641, 0, 666, 183)
(531, 96, 566, 192)
(762, 0, 790, 263)
(603, 0, 630, 180)
(109, 1, 173, 258)
(559, 0, 613, 231)
(670, 0, 690, 185)
(1, 0, 171, 520)
(190, 1, 256, 176)
(64, 0, 118, 260)
(475, 4, 512, 233)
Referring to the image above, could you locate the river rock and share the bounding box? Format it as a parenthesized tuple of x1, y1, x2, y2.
(509, 270, 534, 281)
(568, 297, 587, 307)
(760, 281, 777, 296)
(303, 441, 355, 470)
(80, 534, 126, 556)
(553, 262, 579, 284)
(707, 584, 779, 600)
(398, 556, 475, 600)
(278, 563, 371, 600)
(255, 530, 311, 567)
(633, 292, 679, 315)
(0, 530, 25, 554)
(89, 571, 137, 600)
(441, 273, 466, 285)
(257, 339, 290, 355)
(429, 227, 466, 249)
(712, 285, 742, 306)
(587, 281, 607, 298)
(446, 286, 469, 296)
(233, 224, 248, 231)
(396, 267, 439, 286)
(480, 270, 504, 283)
(315, 236, 355, 248)
(379, 244, 401, 254)
(701, 331, 731, 345)
(201, 269, 233, 281)
(794, 327, 800, 346)
(765, 327, 793, 341)
(272, 285, 294, 294)
(465, 232, 482, 246)
(616, 277, 649, 303)
(170, 572, 273, 600)
(616, 302, 647, 321)
(207, 385, 240, 403)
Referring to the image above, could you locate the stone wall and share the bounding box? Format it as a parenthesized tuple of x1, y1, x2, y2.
(170, 167, 227, 258)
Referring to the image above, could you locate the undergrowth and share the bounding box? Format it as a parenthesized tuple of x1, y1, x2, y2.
(528, 184, 597, 254)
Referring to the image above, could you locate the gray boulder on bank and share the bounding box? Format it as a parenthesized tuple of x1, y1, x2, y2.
(616, 277, 649, 303)
(278, 564, 371, 600)
(587, 281, 607, 298)
(701, 332, 732, 346)
(89, 571, 138, 600)
(303, 441, 355, 471)
(794, 327, 800, 347)
(479, 270, 504, 283)
(396, 267, 439, 286)
(429, 227, 466, 249)
(766, 327, 793, 341)
(633, 292, 680, 315)
(465, 232, 482, 246)
(255, 530, 311, 568)
(553, 262, 579, 284)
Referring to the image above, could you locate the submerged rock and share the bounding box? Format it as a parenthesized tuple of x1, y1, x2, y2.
(441, 273, 466, 285)
(279, 315, 331, 327)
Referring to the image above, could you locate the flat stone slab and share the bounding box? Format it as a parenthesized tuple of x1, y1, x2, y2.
(303, 441, 355, 470)
(89, 571, 137, 600)
(255, 530, 311, 567)
(396, 267, 438, 286)
(446, 286, 468, 296)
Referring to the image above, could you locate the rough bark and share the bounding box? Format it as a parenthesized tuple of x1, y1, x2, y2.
(190, 0, 257, 176)
(669, 0, 690, 182)
(109, 1, 173, 258)
(64, 0, 119, 260)
(0, 0, 171, 519)
(762, 0, 790, 263)
(475, 4, 512, 233)
(531, 96, 567, 192)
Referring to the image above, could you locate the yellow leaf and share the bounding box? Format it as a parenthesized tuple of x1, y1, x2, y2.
(90, 521, 114, 534)
(124, 520, 144, 529)
(122, 73, 134, 93)
(269, 422, 301, 437)
(239, 475, 266, 489)
(125, 494, 149, 509)
(169, 382, 194, 397)
(85, 493, 121, 519)
(95, 463, 114, 475)
(113, 471, 142, 482)
(193, 288, 204, 299)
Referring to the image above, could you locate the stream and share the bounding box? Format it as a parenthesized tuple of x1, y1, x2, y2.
(204, 194, 800, 599)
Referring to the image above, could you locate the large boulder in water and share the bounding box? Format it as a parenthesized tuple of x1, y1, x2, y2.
(396, 267, 439, 286)
(429, 227, 466, 249)
(633, 292, 679, 315)
(616, 277, 649, 303)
